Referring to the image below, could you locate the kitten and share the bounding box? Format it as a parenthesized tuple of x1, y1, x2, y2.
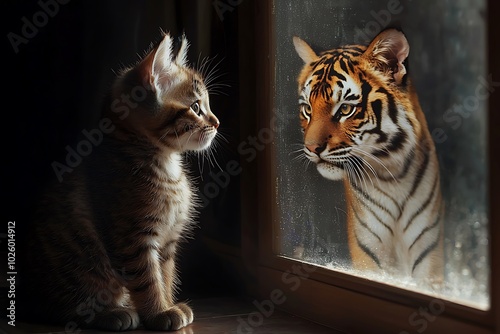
(22, 33, 219, 331)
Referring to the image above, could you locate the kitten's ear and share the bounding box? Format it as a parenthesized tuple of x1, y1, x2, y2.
(151, 33, 175, 87)
(293, 36, 318, 64)
(136, 33, 189, 94)
(363, 29, 409, 85)
(175, 34, 190, 67)
(135, 33, 178, 93)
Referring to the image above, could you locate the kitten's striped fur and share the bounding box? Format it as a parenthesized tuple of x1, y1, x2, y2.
(23, 33, 219, 331)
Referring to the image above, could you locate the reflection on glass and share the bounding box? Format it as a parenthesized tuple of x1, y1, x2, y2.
(275, 0, 489, 309)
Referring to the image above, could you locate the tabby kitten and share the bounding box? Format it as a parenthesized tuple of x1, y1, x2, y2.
(293, 29, 443, 284)
(23, 33, 219, 331)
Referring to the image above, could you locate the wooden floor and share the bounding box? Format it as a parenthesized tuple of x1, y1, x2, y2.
(0, 296, 343, 334)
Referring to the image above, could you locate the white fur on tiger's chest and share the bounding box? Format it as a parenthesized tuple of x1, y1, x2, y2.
(351, 154, 440, 278)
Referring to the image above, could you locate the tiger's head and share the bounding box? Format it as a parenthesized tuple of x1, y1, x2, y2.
(293, 29, 421, 181)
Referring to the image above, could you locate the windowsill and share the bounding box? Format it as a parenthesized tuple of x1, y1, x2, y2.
(0, 296, 339, 334)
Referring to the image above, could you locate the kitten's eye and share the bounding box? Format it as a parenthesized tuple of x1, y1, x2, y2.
(339, 104, 357, 118)
(191, 101, 202, 116)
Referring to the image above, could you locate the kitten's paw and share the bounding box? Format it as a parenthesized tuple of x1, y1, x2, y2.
(91, 307, 140, 331)
(144, 303, 194, 331)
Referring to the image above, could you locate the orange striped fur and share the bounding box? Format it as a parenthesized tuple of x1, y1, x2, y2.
(293, 29, 443, 285)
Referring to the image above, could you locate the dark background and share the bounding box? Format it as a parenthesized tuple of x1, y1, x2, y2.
(2, 0, 252, 299)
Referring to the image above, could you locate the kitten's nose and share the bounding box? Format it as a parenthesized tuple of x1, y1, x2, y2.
(210, 116, 220, 129)
(306, 142, 327, 155)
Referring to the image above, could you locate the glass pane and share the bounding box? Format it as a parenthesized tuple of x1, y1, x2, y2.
(275, 0, 489, 309)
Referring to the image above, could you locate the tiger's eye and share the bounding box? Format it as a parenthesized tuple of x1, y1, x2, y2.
(300, 104, 312, 122)
(339, 104, 356, 117)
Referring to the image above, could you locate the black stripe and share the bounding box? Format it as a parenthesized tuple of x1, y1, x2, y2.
(313, 67, 325, 78)
(406, 150, 430, 199)
(339, 58, 349, 74)
(372, 184, 401, 216)
(412, 231, 440, 273)
(386, 129, 407, 151)
(343, 88, 352, 99)
(347, 59, 355, 72)
(356, 234, 382, 268)
(372, 128, 407, 157)
(404, 175, 438, 232)
(409, 211, 441, 250)
(360, 75, 372, 101)
(351, 181, 397, 222)
(353, 105, 366, 120)
(395, 147, 416, 180)
(364, 204, 394, 236)
(328, 66, 347, 81)
(364, 99, 388, 144)
(312, 81, 332, 100)
(365, 87, 403, 153)
(355, 78, 377, 133)
(376, 87, 398, 123)
(376, 145, 417, 183)
(345, 94, 360, 102)
(353, 209, 382, 243)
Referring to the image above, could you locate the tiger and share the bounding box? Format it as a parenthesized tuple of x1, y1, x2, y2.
(293, 28, 444, 284)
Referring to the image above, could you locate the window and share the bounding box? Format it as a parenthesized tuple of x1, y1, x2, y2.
(275, 0, 489, 309)
(251, 0, 499, 332)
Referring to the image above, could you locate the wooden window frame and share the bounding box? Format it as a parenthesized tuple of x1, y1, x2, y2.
(248, 1, 500, 333)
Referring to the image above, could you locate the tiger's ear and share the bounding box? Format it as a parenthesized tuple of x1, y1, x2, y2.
(364, 29, 409, 85)
(293, 36, 319, 64)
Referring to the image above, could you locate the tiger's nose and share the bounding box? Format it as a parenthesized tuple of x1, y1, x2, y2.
(306, 142, 327, 155)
